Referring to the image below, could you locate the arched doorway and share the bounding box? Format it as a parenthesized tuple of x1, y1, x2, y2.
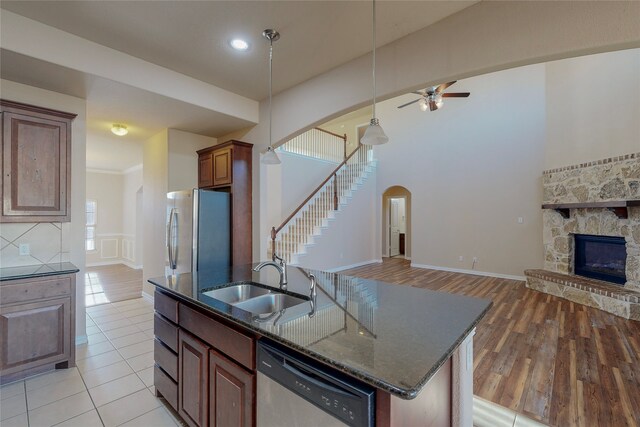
(382, 186, 411, 259)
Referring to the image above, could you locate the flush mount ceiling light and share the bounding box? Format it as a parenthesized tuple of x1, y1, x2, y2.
(261, 29, 281, 165)
(361, 0, 388, 146)
(111, 124, 128, 136)
(229, 38, 249, 51)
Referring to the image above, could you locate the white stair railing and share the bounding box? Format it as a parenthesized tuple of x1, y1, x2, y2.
(277, 127, 347, 163)
(270, 143, 373, 264)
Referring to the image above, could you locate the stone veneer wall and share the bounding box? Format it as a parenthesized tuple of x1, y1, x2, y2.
(542, 153, 640, 292)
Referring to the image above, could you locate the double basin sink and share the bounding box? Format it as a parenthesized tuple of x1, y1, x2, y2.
(203, 283, 308, 315)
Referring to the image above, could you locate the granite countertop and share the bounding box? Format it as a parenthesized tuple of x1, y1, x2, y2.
(0, 262, 79, 282)
(149, 264, 491, 399)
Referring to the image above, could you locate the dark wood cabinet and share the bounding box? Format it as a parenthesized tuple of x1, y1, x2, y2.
(209, 349, 255, 427)
(179, 330, 210, 427)
(197, 140, 253, 265)
(0, 274, 76, 383)
(1, 100, 76, 222)
(155, 290, 257, 427)
(212, 148, 232, 187)
(198, 153, 214, 188)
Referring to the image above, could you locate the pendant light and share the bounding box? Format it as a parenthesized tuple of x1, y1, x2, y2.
(361, 0, 389, 146)
(261, 29, 282, 165)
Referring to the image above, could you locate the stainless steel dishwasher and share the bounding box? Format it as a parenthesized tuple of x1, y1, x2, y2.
(257, 340, 375, 427)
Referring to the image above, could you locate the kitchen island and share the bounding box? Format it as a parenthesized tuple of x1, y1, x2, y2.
(149, 264, 491, 426)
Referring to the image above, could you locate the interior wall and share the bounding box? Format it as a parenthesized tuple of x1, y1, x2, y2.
(167, 129, 216, 192)
(295, 169, 379, 271)
(375, 64, 546, 278)
(142, 129, 169, 296)
(322, 112, 370, 155)
(85, 171, 124, 265)
(381, 186, 412, 259)
(244, 1, 640, 262)
(279, 152, 336, 218)
(544, 48, 640, 169)
(122, 167, 143, 267)
(0, 78, 88, 342)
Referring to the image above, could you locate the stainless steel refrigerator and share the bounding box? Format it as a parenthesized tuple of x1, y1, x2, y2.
(165, 189, 231, 276)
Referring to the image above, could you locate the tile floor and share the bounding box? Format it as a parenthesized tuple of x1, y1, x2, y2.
(85, 265, 143, 307)
(473, 396, 548, 427)
(0, 297, 182, 427)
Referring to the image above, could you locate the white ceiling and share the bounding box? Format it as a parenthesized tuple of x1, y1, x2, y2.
(1, 1, 477, 172)
(0, 0, 476, 100)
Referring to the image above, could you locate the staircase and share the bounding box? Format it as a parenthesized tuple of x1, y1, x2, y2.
(270, 128, 375, 265)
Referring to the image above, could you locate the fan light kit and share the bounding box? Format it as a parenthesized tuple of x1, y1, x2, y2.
(361, 0, 388, 146)
(111, 124, 128, 136)
(261, 29, 282, 165)
(398, 81, 470, 112)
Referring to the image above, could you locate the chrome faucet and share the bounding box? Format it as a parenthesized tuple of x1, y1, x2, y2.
(253, 252, 288, 290)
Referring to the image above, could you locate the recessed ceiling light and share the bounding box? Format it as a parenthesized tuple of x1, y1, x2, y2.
(111, 124, 128, 136)
(229, 39, 249, 51)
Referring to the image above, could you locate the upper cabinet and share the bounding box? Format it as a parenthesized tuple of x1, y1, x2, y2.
(197, 141, 253, 265)
(1, 100, 76, 223)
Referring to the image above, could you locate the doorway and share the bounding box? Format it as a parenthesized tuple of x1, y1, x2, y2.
(389, 197, 406, 257)
(381, 186, 411, 259)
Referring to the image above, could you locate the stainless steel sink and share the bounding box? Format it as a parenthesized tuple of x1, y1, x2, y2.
(203, 284, 271, 304)
(233, 293, 307, 314)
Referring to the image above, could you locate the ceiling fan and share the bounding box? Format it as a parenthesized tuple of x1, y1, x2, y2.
(397, 81, 470, 112)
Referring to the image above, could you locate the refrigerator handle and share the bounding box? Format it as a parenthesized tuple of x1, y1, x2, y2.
(171, 209, 179, 269)
(168, 208, 177, 270)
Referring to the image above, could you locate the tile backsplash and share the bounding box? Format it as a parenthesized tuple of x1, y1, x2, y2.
(0, 222, 70, 268)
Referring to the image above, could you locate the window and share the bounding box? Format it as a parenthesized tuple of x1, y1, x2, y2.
(86, 200, 97, 251)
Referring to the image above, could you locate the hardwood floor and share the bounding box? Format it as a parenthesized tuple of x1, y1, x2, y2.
(342, 258, 640, 427)
(85, 264, 143, 307)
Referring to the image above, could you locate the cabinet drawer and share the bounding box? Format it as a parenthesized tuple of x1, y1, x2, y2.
(154, 314, 178, 352)
(179, 304, 255, 371)
(154, 339, 178, 381)
(154, 291, 179, 323)
(154, 364, 178, 411)
(1, 276, 71, 305)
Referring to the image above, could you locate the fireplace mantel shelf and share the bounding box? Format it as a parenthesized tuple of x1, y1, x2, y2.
(542, 200, 640, 219)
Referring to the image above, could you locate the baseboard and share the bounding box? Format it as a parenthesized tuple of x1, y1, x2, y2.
(141, 291, 154, 303)
(76, 335, 88, 345)
(326, 259, 383, 273)
(86, 260, 142, 269)
(121, 260, 143, 270)
(409, 263, 526, 281)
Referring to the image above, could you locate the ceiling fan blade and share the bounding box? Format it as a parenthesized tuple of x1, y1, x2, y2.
(442, 92, 470, 98)
(435, 81, 457, 94)
(411, 91, 425, 95)
(397, 98, 421, 109)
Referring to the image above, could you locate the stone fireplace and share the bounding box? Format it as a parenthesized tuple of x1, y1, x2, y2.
(525, 152, 640, 320)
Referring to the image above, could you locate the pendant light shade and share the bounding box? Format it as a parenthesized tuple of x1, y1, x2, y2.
(262, 146, 281, 164)
(361, 0, 388, 146)
(361, 118, 388, 145)
(261, 29, 282, 165)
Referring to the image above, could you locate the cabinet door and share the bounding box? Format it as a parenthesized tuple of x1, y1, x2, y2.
(0, 297, 71, 376)
(209, 349, 255, 427)
(1, 111, 70, 222)
(212, 148, 232, 187)
(198, 153, 213, 188)
(179, 330, 209, 427)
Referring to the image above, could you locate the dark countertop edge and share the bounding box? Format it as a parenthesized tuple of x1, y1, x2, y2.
(0, 263, 79, 282)
(150, 278, 493, 400)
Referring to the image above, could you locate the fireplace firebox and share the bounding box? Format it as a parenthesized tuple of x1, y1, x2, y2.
(574, 234, 626, 285)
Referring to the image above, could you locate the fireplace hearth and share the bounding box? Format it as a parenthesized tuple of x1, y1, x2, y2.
(574, 234, 626, 285)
